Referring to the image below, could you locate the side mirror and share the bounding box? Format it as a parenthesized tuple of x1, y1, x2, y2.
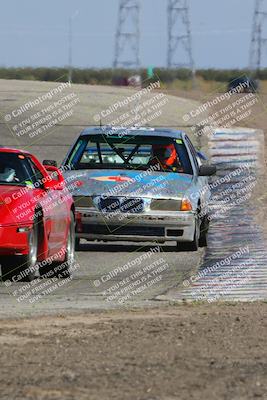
(43, 159, 58, 167)
(43, 166, 64, 190)
(196, 151, 208, 161)
(199, 165, 216, 176)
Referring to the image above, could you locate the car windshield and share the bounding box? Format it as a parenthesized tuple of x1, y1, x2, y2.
(0, 153, 36, 186)
(65, 134, 193, 174)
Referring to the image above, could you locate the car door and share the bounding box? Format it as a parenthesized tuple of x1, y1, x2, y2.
(184, 136, 210, 209)
(27, 157, 69, 256)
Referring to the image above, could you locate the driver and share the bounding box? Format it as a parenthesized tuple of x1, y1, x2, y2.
(150, 144, 184, 172)
(0, 163, 16, 183)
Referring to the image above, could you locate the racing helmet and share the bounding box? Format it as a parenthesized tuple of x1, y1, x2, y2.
(151, 144, 178, 167)
(0, 165, 16, 182)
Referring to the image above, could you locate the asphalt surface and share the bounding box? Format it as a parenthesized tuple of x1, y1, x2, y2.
(0, 80, 266, 318)
(0, 242, 203, 318)
(0, 79, 204, 317)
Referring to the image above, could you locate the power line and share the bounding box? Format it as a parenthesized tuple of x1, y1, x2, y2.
(167, 0, 195, 79)
(113, 0, 140, 69)
(68, 11, 79, 83)
(250, 0, 267, 72)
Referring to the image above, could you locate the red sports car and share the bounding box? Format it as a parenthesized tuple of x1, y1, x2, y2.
(0, 148, 75, 282)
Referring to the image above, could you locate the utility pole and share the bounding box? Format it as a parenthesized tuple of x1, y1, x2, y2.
(68, 11, 78, 83)
(167, 0, 195, 83)
(250, 0, 267, 73)
(68, 16, 73, 83)
(113, 0, 140, 69)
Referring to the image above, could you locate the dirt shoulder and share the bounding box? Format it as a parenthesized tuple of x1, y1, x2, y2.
(0, 303, 266, 400)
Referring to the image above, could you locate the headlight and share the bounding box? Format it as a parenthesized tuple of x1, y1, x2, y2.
(150, 199, 182, 211)
(73, 196, 95, 208)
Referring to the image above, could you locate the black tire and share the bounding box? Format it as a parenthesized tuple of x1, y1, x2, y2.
(75, 237, 81, 251)
(1, 256, 19, 282)
(199, 216, 209, 248)
(1, 221, 38, 282)
(54, 213, 75, 278)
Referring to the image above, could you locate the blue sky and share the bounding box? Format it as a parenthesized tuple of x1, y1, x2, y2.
(0, 0, 261, 69)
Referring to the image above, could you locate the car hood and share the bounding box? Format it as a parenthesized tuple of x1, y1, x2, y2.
(64, 169, 193, 199)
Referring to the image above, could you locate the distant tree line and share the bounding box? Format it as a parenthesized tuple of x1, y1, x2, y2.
(0, 67, 266, 84)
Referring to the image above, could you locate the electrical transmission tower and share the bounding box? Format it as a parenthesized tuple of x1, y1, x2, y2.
(167, 0, 195, 75)
(250, 0, 267, 71)
(113, 0, 140, 69)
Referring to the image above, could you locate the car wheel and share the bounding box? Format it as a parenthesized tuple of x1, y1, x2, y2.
(199, 216, 209, 248)
(1, 257, 17, 282)
(75, 237, 81, 251)
(1, 221, 38, 282)
(177, 219, 199, 252)
(49, 213, 75, 279)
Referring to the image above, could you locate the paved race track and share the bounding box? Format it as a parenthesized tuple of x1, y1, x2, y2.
(0, 242, 203, 318)
(0, 80, 266, 318)
(0, 79, 204, 317)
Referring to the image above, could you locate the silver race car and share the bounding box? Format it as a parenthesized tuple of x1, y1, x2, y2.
(62, 127, 216, 251)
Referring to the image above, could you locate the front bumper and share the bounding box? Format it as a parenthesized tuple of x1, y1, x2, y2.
(76, 208, 196, 242)
(0, 223, 32, 255)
